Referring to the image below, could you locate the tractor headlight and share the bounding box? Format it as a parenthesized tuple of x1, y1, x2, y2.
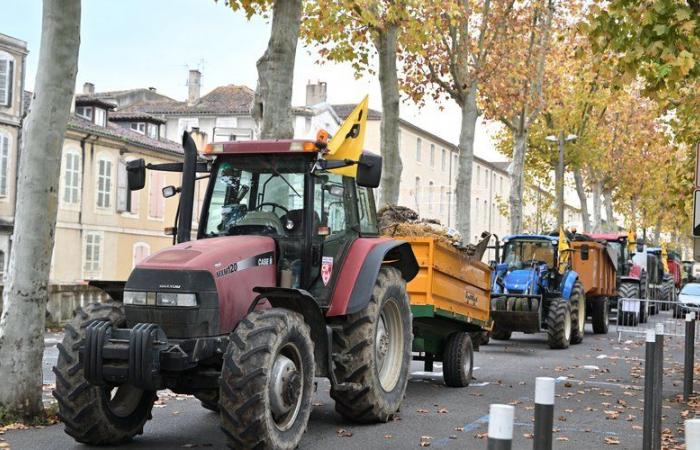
(123, 291, 148, 305)
(156, 292, 197, 307)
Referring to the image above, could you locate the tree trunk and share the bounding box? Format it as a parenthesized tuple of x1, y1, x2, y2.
(603, 188, 615, 231)
(573, 168, 590, 232)
(253, 0, 302, 139)
(653, 217, 662, 244)
(509, 128, 528, 234)
(375, 23, 401, 207)
(555, 131, 565, 231)
(592, 180, 602, 232)
(0, 0, 80, 419)
(455, 84, 478, 242)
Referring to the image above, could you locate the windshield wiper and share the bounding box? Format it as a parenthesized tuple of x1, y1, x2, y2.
(265, 163, 301, 198)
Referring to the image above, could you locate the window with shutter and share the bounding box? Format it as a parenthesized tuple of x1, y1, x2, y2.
(96, 157, 112, 208)
(149, 172, 165, 219)
(84, 232, 102, 274)
(0, 134, 8, 197)
(116, 159, 128, 212)
(0, 55, 11, 107)
(132, 243, 150, 268)
(62, 150, 81, 204)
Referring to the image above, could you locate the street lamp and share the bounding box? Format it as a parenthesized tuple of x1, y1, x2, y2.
(545, 134, 577, 143)
(545, 133, 578, 230)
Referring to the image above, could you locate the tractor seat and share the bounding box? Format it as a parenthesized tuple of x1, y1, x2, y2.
(231, 211, 284, 236)
(280, 209, 320, 236)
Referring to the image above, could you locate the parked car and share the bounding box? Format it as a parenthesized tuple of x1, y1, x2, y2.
(674, 282, 700, 318)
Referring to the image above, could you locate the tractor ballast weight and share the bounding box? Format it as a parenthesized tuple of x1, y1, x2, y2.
(490, 234, 586, 349)
(54, 100, 422, 449)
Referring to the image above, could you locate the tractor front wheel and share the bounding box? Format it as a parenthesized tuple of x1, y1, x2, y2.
(52, 303, 156, 445)
(591, 297, 609, 334)
(219, 308, 315, 450)
(194, 390, 219, 412)
(546, 298, 572, 349)
(570, 281, 586, 345)
(331, 267, 412, 423)
(442, 332, 474, 388)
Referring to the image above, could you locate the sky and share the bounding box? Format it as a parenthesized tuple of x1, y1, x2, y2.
(2, 0, 506, 162)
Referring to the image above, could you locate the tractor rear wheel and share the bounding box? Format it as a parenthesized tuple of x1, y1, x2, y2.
(661, 277, 674, 310)
(442, 332, 474, 388)
(330, 267, 412, 423)
(619, 281, 644, 323)
(491, 326, 512, 340)
(570, 281, 586, 345)
(546, 298, 571, 349)
(52, 303, 157, 445)
(219, 308, 314, 450)
(591, 298, 609, 334)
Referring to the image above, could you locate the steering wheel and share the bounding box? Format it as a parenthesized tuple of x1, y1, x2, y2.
(252, 202, 289, 216)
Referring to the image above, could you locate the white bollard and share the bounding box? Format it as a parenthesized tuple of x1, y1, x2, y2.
(488, 404, 514, 450)
(686, 418, 700, 450)
(534, 377, 555, 450)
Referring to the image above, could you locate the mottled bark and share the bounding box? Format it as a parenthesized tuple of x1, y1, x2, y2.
(509, 130, 528, 234)
(603, 188, 615, 231)
(375, 24, 401, 207)
(573, 168, 590, 232)
(253, 0, 302, 139)
(0, 0, 80, 419)
(592, 180, 602, 232)
(555, 131, 565, 231)
(455, 84, 478, 242)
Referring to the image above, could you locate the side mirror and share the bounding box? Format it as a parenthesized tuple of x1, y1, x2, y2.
(324, 184, 344, 197)
(357, 151, 382, 188)
(127, 159, 146, 191)
(580, 244, 590, 261)
(162, 185, 178, 198)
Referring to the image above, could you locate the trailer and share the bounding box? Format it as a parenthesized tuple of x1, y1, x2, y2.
(570, 239, 618, 334)
(398, 236, 492, 387)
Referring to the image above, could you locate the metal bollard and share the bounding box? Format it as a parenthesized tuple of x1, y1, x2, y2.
(685, 313, 696, 402)
(643, 329, 656, 450)
(533, 377, 555, 450)
(653, 323, 664, 450)
(686, 418, 700, 450)
(487, 404, 514, 450)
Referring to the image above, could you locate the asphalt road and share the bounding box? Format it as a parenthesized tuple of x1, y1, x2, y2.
(4, 314, 696, 450)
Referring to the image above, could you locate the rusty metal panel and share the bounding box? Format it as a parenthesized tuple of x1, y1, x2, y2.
(571, 241, 618, 297)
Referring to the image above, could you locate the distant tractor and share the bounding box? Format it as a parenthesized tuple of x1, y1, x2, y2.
(53, 102, 423, 449)
(490, 234, 585, 349)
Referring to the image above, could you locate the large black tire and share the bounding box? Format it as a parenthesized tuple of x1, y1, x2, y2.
(660, 278, 672, 310)
(219, 308, 315, 450)
(330, 267, 412, 423)
(53, 303, 156, 445)
(570, 281, 586, 345)
(619, 281, 644, 323)
(673, 304, 684, 319)
(491, 325, 512, 340)
(442, 332, 473, 388)
(194, 390, 219, 412)
(591, 297, 609, 334)
(546, 298, 571, 349)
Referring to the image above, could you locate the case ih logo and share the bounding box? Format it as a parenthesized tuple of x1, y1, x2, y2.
(215, 252, 275, 278)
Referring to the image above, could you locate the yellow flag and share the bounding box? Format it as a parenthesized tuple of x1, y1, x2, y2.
(558, 227, 570, 274)
(327, 96, 368, 177)
(661, 243, 669, 273)
(627, 229, 636, 254)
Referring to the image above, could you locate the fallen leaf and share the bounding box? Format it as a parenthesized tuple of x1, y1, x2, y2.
(417, 408, 430, 414)
(604, 436, 620, 445)
(336, 429, 353, 438)
(524, 432, 534, 439)
(556, 437, 569, 441)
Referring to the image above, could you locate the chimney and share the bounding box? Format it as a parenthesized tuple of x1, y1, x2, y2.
(187, 69, 201, 105)
(305, 80, 327, 106)
(148, 87, 157, 92)
(83, 82, 95, 95)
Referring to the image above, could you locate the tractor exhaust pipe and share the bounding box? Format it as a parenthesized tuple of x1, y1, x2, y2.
(177, 131, 197, 243)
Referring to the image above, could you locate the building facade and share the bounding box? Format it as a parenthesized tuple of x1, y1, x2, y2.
(0, 33, 28, 275)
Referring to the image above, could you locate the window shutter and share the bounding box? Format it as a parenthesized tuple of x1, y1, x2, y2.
(116, 159, 127, 212)
(157, 173, 165, 218)
(6, 61, 12, 108)
(0, 60, 7, 106)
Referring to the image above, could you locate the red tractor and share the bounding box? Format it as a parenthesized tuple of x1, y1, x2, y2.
(53, 109, 419, 448)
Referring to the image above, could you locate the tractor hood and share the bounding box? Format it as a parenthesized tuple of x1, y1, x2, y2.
(503, 269, 534, 294)
(126, 236, 277, 337)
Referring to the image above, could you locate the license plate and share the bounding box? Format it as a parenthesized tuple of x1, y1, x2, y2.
(621, 299, 640, 313)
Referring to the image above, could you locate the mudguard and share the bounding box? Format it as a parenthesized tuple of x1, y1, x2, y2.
(327, 238, 418, 317)
(560, 271, 579, 300)
(620, 275, 641, 284)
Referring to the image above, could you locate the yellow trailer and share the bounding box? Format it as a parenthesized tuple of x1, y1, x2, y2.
(397, 236, 492, 387)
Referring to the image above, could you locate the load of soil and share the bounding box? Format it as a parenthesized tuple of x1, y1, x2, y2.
(377, 205, 488, 258)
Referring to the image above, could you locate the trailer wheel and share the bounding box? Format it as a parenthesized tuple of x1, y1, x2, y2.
(570, 281, 586, 345)
(591, 297, 609, 334)
(442, 332, 473, 388)
(491, 326, 512, 340)
(331, 267, 412, 423)
(52, 303, 156, 445)
(546, 298, 571, 349)
(619, 281, 645, 323)
(220, 308, 314, 450)
(194, 390, 219, 412)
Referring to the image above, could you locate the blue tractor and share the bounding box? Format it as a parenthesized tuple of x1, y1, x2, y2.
(490, 234, 586, 349)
